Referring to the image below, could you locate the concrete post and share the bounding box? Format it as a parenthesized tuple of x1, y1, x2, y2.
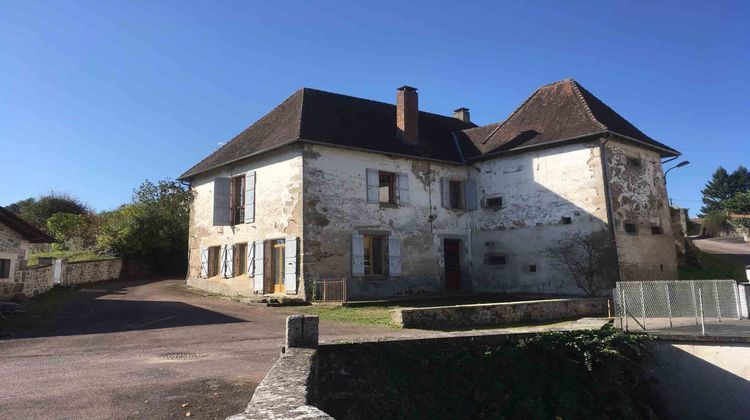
(738, 283, 750, 319)
(285, 315, 319, 349)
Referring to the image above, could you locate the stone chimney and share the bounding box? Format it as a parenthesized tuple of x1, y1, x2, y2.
(453, 107, 470, 123)
(396, 86, 419, 144)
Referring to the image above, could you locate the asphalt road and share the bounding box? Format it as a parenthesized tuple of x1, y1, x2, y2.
(0, 279, 404, 419)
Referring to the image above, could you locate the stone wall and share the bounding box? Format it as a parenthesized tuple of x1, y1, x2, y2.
(62, 259, 122, 286)
(0, 264, 54, 300)
(391, 297, 608, 329)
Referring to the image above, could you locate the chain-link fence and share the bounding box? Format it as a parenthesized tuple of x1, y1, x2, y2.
(614, 280, 741, 334)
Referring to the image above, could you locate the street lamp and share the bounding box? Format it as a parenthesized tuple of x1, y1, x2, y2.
(665, 160, 690, 182)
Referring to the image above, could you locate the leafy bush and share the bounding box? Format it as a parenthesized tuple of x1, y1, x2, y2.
(701, 211, 730, 236)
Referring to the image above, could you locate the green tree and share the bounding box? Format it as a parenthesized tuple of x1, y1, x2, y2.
(46, 212, 98, 251)
(700, 167, 732, 216)
(6, 192, 90, 230)
(729, 165, 750, 197)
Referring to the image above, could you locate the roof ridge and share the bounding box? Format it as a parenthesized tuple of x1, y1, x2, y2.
(477, 83, 549, 145)
(568, 80, 608, 131)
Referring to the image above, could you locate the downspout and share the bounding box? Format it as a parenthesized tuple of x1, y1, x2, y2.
(599, 135, 623, 284)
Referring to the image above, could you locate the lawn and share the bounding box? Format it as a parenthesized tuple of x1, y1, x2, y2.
(294, 305, 399, 328)
(0, 286, 78, 335)
(679, 250, 747, 281)
(27, 250, 115, 267)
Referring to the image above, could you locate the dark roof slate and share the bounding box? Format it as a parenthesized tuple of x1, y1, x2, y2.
(179, 80, 678, 179)
(0, 206, 54, 243)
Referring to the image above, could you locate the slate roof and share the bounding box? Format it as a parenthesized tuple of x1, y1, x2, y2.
(457, 79, 679, 159)
(179, 80, 678, 180)
(0, 207, 54, 243)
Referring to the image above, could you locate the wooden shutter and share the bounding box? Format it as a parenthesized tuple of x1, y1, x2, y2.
(397, 172, 410, 205)
(464, 179, 477, 210)
(245, 171, 256, 223)
(247, 241, 255, 278)
(366, 169, 379, 203)
(213, 177, 231, 226)
(199, 247, 208, 278)
(351, 233, 365, 276)
(219, 245, 227, 277)
(441, 177, 451, 208)
(253, 240, 264, 292)
(223, 245, 234, 278)
(388, 237, 401, 276)
(284, 236, 298, 294)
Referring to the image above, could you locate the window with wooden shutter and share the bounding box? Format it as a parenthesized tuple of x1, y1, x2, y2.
(253, 240, 264, 292)
(221, 245, 234, 278)
(200, 248, 209, 278)
(246, 242, 254, 278)
(351, 233, 365, 276)
(234, 243, 247, 275)
(245, 171, 256, 224)
(207, 246, 221, 277)
(464, 179, 477, 210)
(213, 177, 231, 226)
(388, 237, 401, 276)
(396, 173, 409, 205)
(441, 177, 451, 208)
(366, 169, 379, 203)
(284, 236, 297, 294)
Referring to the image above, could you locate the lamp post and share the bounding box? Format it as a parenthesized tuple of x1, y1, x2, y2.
(665, 160, 690, 183)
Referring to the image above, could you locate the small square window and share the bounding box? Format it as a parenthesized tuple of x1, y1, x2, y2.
(561, 217, 572, 225)
(485, 197, 503, 209)
(624, 223, 638, 234)
(484, 254, 506, 266)
(651, 226, 663, 235)
(0, 259, 11, 278)
(529, 264, 537, 273)
(378, 172, 396, 204)
(626, 157, 642, 168)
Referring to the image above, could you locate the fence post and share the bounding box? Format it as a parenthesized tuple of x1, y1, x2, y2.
(735, 282, 742, 319)
(343, 277, 347, 303)
(698, 288, 706, 336)
(714, 280, 722, 322)
(665, 283, 673, 328)
(323, 280, 327, 302)
(691, 281, 698, 325)
(639, 282, 647, 331)
(621, 286, 628, 331)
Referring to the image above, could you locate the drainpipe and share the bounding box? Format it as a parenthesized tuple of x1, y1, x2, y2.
(599, 135, 622, 284)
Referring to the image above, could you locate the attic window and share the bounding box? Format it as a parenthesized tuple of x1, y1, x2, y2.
(624, 222, 638, 234)
(651, 226, 664, 235)
(561, 217, 572, 225)
(485, 197, 503, 209)
(626, 157, 642, 168)
(529, 264, 537, 273)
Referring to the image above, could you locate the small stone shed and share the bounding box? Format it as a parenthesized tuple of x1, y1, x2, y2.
(0, 206, 54, 300)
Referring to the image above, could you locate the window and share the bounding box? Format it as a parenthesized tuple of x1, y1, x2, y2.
(364, 235, 387, 275)
(484, 254, 506, 266)
(231, 175, 246, 225)
(529, 264, 537, 273)
(651, 226, 664, 235)
(0, 259, 10, 279)
(626, 157, 642, 168)
(378, 172, 396, 204)
(208, 246, 221, 277)
(561, 216, 572, 225)
(234, 243, 247, 275)
(624, 222, 638, 234)
(449, 180, 463, 209)
(485, 197, 503, 209)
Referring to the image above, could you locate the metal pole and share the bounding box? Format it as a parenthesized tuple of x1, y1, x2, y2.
(691, 281, 698, 325)
(698, 288, 706, 336)
(735, 282, 741, 319)
(714, 280, 722, 322)
(343, 277, 347, 303)
(639, 282, 647, 331)
(323, 280, 327, 302)
(665, 283, 673, 327)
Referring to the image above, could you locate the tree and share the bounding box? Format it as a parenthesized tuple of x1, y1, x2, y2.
(546, 231, 618, 296)
(46, 212, 98, 251)
(96, 179, 192, 274)
(729, 166, 750, 198)
(700, 167, 732, 216)
(6, 192, 90, 230)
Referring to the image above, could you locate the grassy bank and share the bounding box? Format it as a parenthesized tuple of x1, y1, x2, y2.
(679, 250, 747, 281)
(27, 250, 115, 267)
(294, 305, 399, 328)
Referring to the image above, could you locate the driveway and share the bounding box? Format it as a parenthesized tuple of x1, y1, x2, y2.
(0, 279, 406, 419)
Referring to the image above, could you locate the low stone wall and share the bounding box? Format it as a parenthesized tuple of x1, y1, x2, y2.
(391, 297, 608, 329)
(62, 259, 122, 286)
(0, 264, 54, 300)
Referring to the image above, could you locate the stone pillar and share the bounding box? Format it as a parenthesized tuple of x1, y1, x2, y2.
(285, 315, 319, 349)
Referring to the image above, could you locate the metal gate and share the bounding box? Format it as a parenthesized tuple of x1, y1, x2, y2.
(614, 279, 741, 334)
(313, 279, 347, 303)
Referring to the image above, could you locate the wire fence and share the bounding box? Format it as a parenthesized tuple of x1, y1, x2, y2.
(313, 279, 347, 303)
(614, 280, 741, 334)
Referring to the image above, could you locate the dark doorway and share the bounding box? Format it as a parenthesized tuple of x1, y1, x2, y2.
(444, 239, 461, 291)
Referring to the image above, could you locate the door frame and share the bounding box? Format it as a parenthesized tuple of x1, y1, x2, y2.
(263, 238, 286, 294)
(443, 238, 463, 291)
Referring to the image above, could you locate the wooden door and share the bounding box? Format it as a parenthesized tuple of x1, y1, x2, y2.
(271, 239, 286, 293)
(444, 239, 461, 291)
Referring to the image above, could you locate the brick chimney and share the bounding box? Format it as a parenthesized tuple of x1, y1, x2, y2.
(453, 107, 470, 123)
(396, 86, 418, 144)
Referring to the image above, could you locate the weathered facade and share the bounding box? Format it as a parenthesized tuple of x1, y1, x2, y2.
(179, 79, 681, 300)
(0, 206, 54, 300)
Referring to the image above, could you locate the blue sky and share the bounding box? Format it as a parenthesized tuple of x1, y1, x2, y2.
(1, 1, 748, 216)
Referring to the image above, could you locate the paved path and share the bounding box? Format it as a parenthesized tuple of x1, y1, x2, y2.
(0, 278, 607, 419)
(693, 237, 750, 269)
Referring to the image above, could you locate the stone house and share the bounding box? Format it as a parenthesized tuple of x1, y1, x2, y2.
(178, 79, 680, 301)
(0, 206, 54, 299)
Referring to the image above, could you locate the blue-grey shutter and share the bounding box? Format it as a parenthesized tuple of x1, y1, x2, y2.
(366, 169, 379, 203)
(397, 172, 410, 205)
(223, 245, 234, 278)
(247, 241, 255, 278)
(199, 247, 208, 278)
(213, 177, 231, 226)
(219, 245, 228, 277)
(245, 171, 256, 223)
(464, 179, 477, 210)
(253, 240, 264, 292)
(441, 177, 451, 208)
(284, 236, 298, 294)
(351, 233, 365, 276)
(388, 237, 401, 276)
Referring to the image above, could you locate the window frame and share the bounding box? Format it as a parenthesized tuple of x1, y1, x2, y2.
(484, 253, 507, 266)
(624, 222, 638, 234)
(208, 246, 222, 277)
(0, 258, 11, 279)
(363, 234, 388, 276)
(626, 156, 642, 168)
(234, 243, 248, 276)
(448, 180, 464, 209)
(650, 226, 664, 235)
(485, 196, 503, 209)
(378, 171, 397, 205)
(561, 216, 572, 225)
(230, 175, 246, 225)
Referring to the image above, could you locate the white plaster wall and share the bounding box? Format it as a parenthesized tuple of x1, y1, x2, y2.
(604, 140, 678, 280)
(471, 141, 611, 295)
(302, 144, 472, 299)
(186, 145, 304, 298)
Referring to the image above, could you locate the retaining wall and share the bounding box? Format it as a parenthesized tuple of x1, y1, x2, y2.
(391, 297, 608, 329)
(0, 264, 54, 300)
(62, 259, 122, 286)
